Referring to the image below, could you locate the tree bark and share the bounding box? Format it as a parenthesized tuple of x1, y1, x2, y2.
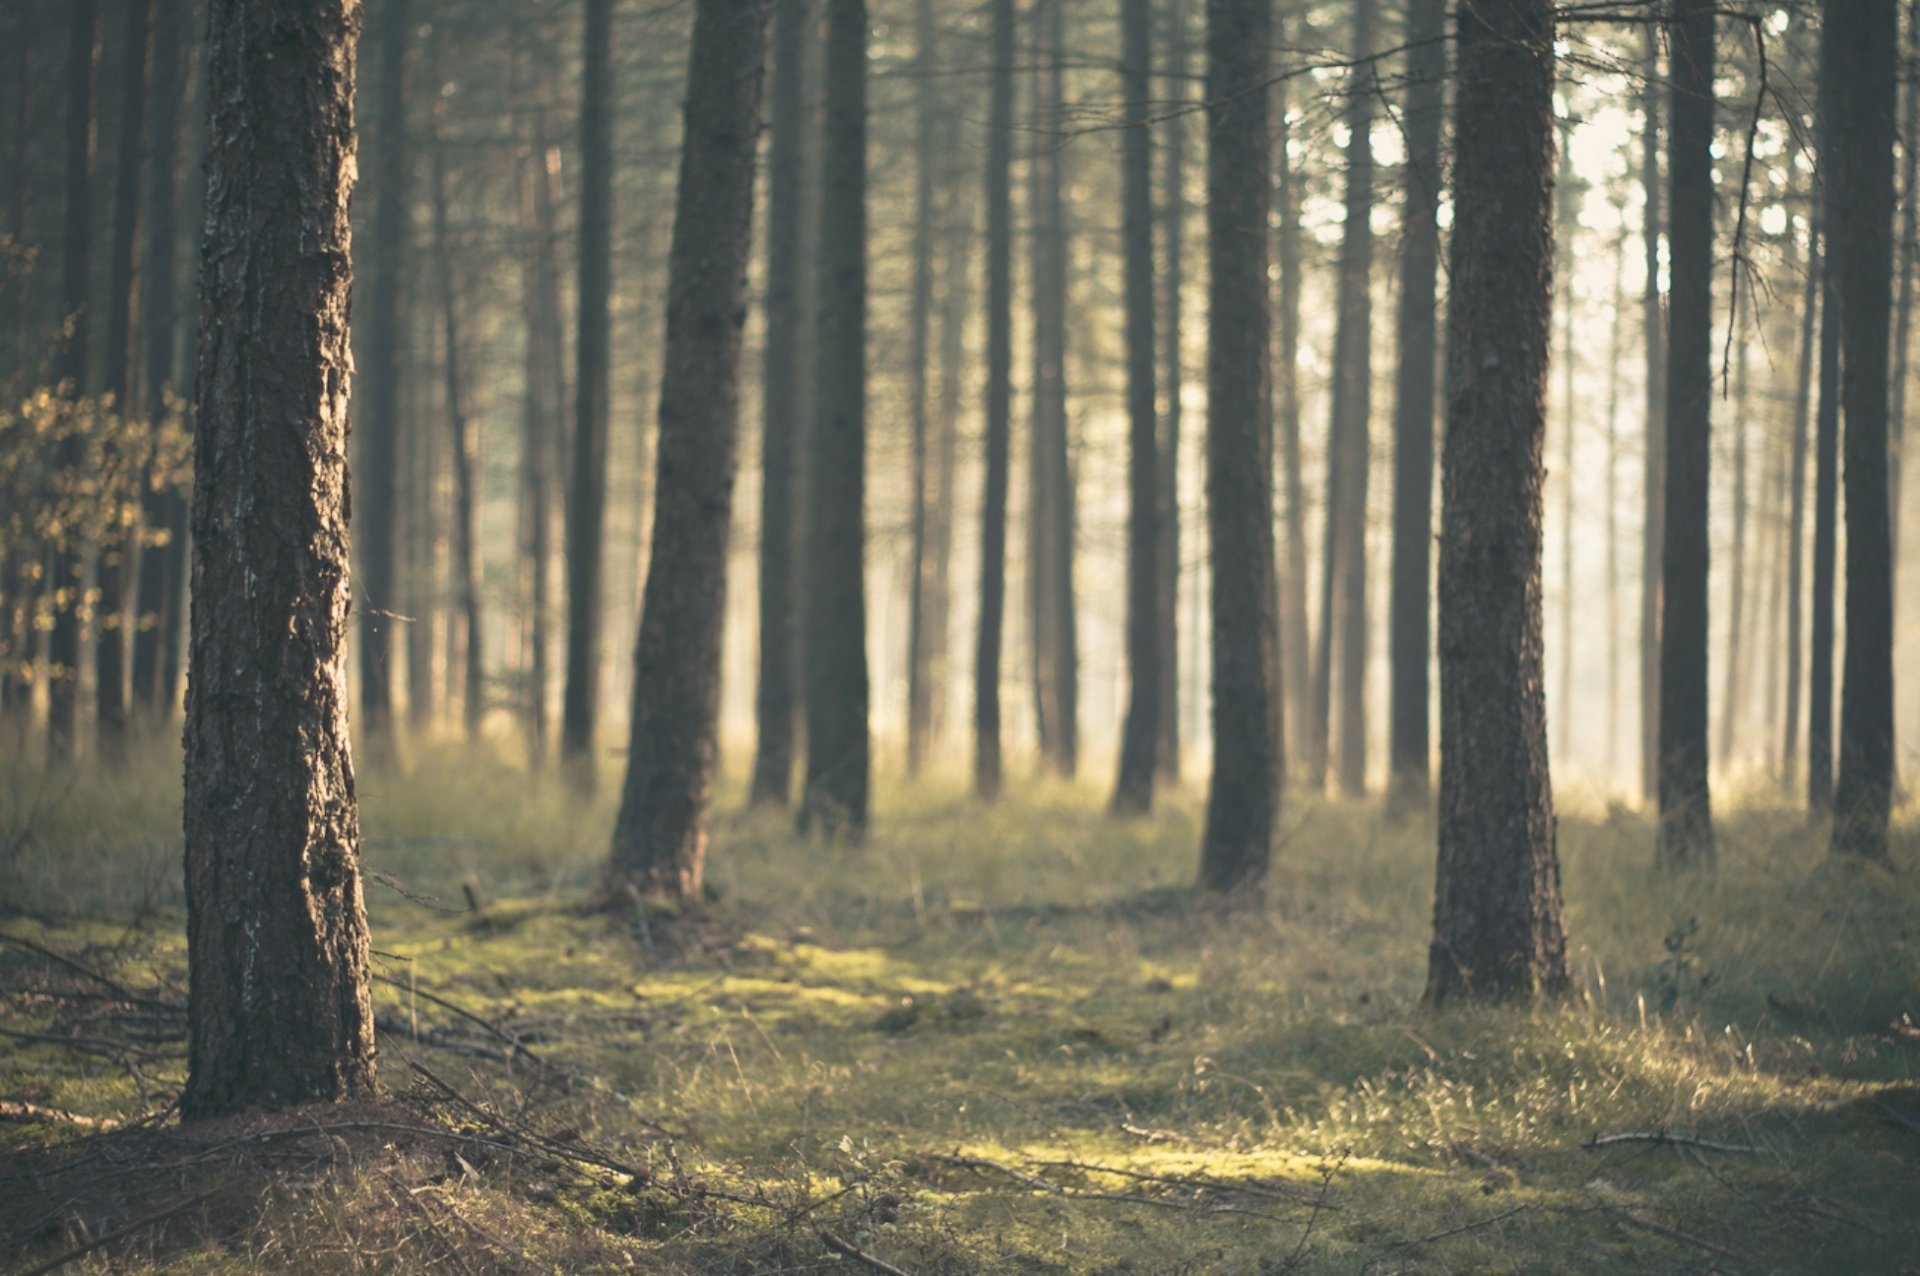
(1112, 0, 1159, 815)
(607, 0, 771, 901)
(517, 99, 562, 768)
(1196, 0, 1278, 895)
(1656, 0, 1716, 872)
(1158, 0, 1189, 783)
(1829, 0, 1898, 861)
(975, 0, 1015, 800)
(1554, 128, 1577, 770)
(1426, 0, 1570, 1004)
(1386, 0, 1445, 803)
(1639, 23, 1667, 805)
(1810, 86, 1842, 814)
(799, 0, 870, 840)
(182, 0, 375, 1119)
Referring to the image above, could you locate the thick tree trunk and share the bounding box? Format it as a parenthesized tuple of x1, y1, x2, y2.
(1639, 24, 1667, 805)
(1656, 0, 1717, 871)
(1158, 0, 1188, 782)
(1829, 0, 1898, 860)
(94, 0, 155, 759)
(131, 0, 194, 726)
(562, 0, 614, 788)
(799, 0, 870, 839)
(607, 0, 771, 901)
(975, 0, 1014, 800)
(1112, 0, 1159, 815)
(1426, 0, 1570, 1004)
(1196, 0, 1278, 895)
(47, 0, 99, 765)
(182, 0, 375, 1119)
(1386, 0, 1445, 803)
(355, 0, 410, 752)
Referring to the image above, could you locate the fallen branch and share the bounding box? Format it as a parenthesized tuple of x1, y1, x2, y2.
(1583, 1130, 1758, 1156)
(0, 1100, 116, 1129)
(1391, 1204, 1529, 1247)
(820, 1230, 916, 1276)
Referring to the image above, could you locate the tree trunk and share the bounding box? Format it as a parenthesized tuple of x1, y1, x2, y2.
(1426, 0, 1570, 1004)
(131, 0, 194, 727)
(1719, 291, 1751, 764)
(1656, 0, 1717, 872)
(1603, 205, 1629, 788)
(517, 103, 561, 768)
(1386, 0, 1445, 804)
(1639, 23, 1667, 806)
(1554, 128, 1577, 770)
(355, 0, 410, 752)
(94, 0, 155, 759)
(1890, 0, 1918, 582)
(927, 109, 972, 772)
(46, 0, 99, 765)
(1829, 0, 1899, 861)
(1196, 0, 1278, 895)
(1783, 186, 1819, 787)
(1157, 0, 1188, 783)
(1274, 5, 1309, 779)
(1810, 88, 1842, 813)
(562, 0, 614, 788)
(975, 0, 1014, 800)
(905, 0, 939, 779)
(799, 0, 870, 840)
(607, 0, 771, 900)
(1112, 0, 1159, 815)
(182, 0, 375, 1119)
(429, 102, 483, 742)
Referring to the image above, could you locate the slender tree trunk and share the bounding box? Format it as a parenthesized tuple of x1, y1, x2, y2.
(406, 307, 442, 734)
(562, 0, 614, 788)
(2, 7, 30, 387)
(1890, 0, 1919, 582)
(1426, 0, 1570, 1005)
(1604, 210, 1628, 789)
(1554, 128, 1577, 770)
(1656, 0, 1717, 872)
(1275, 5, 1309, 779)
(1829, 0, 1899, 860)
(1386, 0, 1445, 804)
(1196, 0, 1279, 894)
(356, 0, 410, 752)
(608, 0, 772, 900)
(1639, 23, 1667, 805)
(906, 0, 939, 779)
(429, 103, 483, 742)
(1784, 188, 1818, 786)
(1810, 91, 1843, 814)
(975, 0, 1015, 800)
(799, 0, 870, 840)
(131, 0, 193, 726)
(94, 0, 155, 759)
(517, 107, 560, 768)
(1158, 0, 1188, 782)
(182, 0, 375, 1119)
(1111, 0, 1159, 814)
(1719, 292, 1751, 765)
(47, 0, 100, 765)
(927, 123, 971, 765)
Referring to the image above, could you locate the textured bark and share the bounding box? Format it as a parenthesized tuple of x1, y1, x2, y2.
(1426, 0, 1570, 1005)
(131, 0, 194, 725)
(974, 0, 1014, 800)
(47, 0, 99, 764)
(1656, 0, 1716, 872)
(1638, 24, 1667, 805)
(906, 0, 939, 779)
(1111, 0, 1159, 816)
(1196, 0, 1278, 895)
(355, 0, 410, 750)
(1828, 0, 1898, 861)
(95, 0, 155, 757)
(608, 0, 771, 901)
(183, 0, 375, 1118)
(1386, 0, 1445, 803)
(749, 0, 811, 808)
(561, 0, 614, 787)
(799, 0, 870, 840)
(1157, 0, 1188, 782)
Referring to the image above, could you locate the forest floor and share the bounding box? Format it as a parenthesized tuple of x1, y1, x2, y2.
(1, 743, 1918, 1274)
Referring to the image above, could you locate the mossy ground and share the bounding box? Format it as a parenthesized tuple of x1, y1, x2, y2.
(2, 742, 1918, 1272)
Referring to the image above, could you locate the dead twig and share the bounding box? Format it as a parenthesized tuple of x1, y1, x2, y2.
(0, 1100, 116, 1129)
(1391, 1204, 1529, 1248)
(1583, 1129, 1759, 1156)
(820, 1229, 917, 1276)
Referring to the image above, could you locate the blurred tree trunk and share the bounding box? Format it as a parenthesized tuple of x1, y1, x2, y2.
(1783, 179, 1818, 786)
(1810, 84, 1842, 814)
(905, 0, 939, 779)
(927, 111, 972, 772)
(749, 0, 812, 808)
(356, 0, 410, 753)
(1719, 292, 1751, 764)
(1426, 0, 1569, 1005)
(1656, 0, 1716, 872)
(562, 0, 613, 789)
(1157, 0, 1188, 784)
(1112, 0, 1159, 815)
(517, 97, 562, 768)
(1386, 0, 1444, 804)
(1196, 0, 1278, 895)
(608, 0, 771, 901)
(799, 0, 870, 839)
(1890, 0, 1918, 582)
(94, 0, 154, 759)
(429, 102, 483, 742)
(1639, 24, 1666, 805)
(1829, 0, 1898, 861)
(1604, 205, 1628, 787)
(181, 0, 375, 1119)
(47, 0, 99, 765)
(1274, 4, 1308, 780)
(975, 0, 1015, 800)
(405, 302, 439, 734)
(2, 8, 30, 386)
(1554, 128, 1577, 770)
(131, 0, 194, 727)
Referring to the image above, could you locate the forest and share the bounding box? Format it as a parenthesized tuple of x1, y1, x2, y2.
(0, 0, 1916, 1270)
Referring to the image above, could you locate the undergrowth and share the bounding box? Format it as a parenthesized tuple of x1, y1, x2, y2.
(1, 741, 1917, 1272)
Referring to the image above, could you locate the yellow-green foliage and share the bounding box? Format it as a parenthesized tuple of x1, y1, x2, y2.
(3, 746, 1918, 1272)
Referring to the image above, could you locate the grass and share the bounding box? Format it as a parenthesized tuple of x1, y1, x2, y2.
(2, 740, 1918, 1272)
